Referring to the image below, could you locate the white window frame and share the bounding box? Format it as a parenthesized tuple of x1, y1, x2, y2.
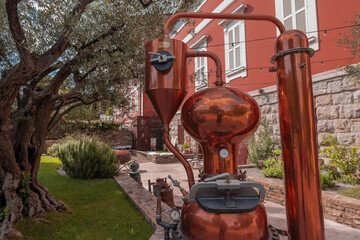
(191, 34, 209, 91)
(134, 90, 139, 115)
(219, 3, 248, 83)
(275, 0, 319, 51)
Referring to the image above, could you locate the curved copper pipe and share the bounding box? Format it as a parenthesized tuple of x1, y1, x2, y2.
(163, 126, 195, 189)
(164, 12, 285, 37)
(186, 51, 223, 86)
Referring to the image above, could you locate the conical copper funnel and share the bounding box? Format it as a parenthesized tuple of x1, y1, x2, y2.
(145, 38, 188, 126)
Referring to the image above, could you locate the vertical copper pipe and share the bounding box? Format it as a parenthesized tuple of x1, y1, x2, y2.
(163, 126, 195, 189)
(156, 196, 162, 216)
(186, 51, 223, 86)
(274, 30, 325, 239)
(164, 12, 285, 37)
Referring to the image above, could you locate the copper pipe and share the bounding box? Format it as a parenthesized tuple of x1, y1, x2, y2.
(156, 196, 162, 216)
(163, 126, 195, 188)
(274, 30, 325, 239)
(186, 51, 223, 86)
(164, 12, 285, 37)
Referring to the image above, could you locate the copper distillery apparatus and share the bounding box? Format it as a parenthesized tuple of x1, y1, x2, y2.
(145, 12, 325, 240)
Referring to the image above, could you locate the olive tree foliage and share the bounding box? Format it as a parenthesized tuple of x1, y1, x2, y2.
(338, 12, 360, 81)
(0, 0, 198, 238)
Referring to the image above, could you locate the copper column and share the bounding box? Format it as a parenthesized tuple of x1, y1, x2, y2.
(273, 30, 325, 239)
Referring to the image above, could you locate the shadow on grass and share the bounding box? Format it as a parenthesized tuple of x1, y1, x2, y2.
(15, 157, 153, 240)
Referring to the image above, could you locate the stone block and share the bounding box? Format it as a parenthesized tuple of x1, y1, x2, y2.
(317, 120, 335, 133)
(331, 205, 345, 211)
(324, 207, 343, 216)
(343, 77, 360, 90)
(337, 133, 355, 145)
(261, 105, 272, 114)
(356, 134, 360, 145)
(265, 114, 277, 125)
(340, 104, 360, 119)
(352, 120, 360, 133)
(256, 95, 270, 106)
(345, 208, 359, 218)
(353, 219, 360, 225)
(327, 80, 343, 93)
(313, 81, 327, 96)
(268, 93, 278, 104)
(317, 106, 340, 120)
(354, 90, 360, 103)
(271, 105, 279, 114)
(332, 92, 353, 105)
(316, 95, 332, 106)
(334, 119, 351, 133)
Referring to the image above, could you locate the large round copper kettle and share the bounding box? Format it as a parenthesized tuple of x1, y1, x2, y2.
(181, 86, 260, 175)
(181, 202, 268, 240)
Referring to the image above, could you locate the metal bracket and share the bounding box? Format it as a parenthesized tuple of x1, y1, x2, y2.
(149, 50, 175, 71)
(271, 47, 314, 64)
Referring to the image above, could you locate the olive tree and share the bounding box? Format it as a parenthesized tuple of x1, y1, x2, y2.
(0, 0, 197, 238)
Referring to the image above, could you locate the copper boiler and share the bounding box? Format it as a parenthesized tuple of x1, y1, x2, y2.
(145, 12, 325, 240)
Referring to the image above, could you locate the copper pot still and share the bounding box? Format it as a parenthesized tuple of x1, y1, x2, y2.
(144, 12, 324, 240)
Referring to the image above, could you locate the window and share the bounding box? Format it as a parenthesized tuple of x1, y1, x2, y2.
(129, 94, 133, 116)
(190, 35, 209, 91)
(134, 90, 139, 115)
(219, 3, 247, 83)
(194, 44, 208, 91)
(275, 0, 319, 50)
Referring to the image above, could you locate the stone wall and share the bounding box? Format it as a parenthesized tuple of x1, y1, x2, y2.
(91, 129, 133, 148)
(247, 175, 360, 229)
(169, 113, 199, 153)
(45, 129, 133, 150)
(172, 68, 360, 149)
(170, 69, 360, 152)
(248, 68, 360, 145)
(114, 173, 172, 240)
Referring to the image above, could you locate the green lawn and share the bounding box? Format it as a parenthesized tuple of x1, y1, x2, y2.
(337, 186, 360, 200)
(15, 156, 153, 240)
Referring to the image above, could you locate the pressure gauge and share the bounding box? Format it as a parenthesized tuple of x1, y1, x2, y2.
(219, 148, 229, 158)
(169, 209, 181, 221)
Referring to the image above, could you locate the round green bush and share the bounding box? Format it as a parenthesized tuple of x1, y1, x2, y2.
(56, 136, 118, 179)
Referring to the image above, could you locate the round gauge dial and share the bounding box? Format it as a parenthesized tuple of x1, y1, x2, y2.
(169, 209, 181, 221)
(219, 148, 229, 158)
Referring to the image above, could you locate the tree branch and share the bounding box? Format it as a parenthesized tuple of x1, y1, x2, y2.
(77, 24, 125, 51)
(6, 0, 34, 68)
(37, 0, 94, 70)
(138, 0, 153, 8)
(48, 98, 102, 131)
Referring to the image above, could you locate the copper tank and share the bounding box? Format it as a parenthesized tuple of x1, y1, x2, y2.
(145, 38, 188, 126)
(181, 86, 260, 176)
(180, 85, 266, 239)
(181, 202, 268, 240)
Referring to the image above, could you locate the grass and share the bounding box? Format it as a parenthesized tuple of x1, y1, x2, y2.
(337, 186, 360, 200)
(14, 156, 153, 240)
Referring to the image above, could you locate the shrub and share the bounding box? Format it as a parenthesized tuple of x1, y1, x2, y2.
(320, 164, 341, 181)
(262, 157, 283, 179)
(248, 121, 280, 168)
(56, 136, 118, 179)
(47, 143, 59, 157)
(320, 173, 337, 190)
(339, 176, 359, 185)
(319, 134, 360, 179)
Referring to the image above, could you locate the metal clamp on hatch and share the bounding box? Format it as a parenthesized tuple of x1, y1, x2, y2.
(149, 51, 175, 71)
(189, 173, 266, 214)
